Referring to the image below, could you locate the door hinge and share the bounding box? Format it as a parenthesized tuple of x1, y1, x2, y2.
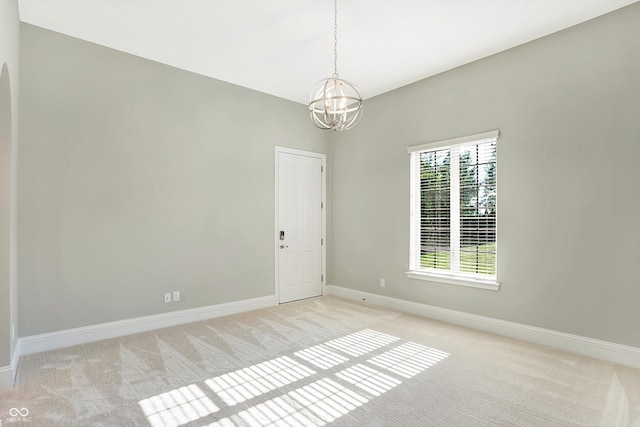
(321, 238, 324, 245)
(321, 275, 324, 282)
(321, 165, 324, 173)
(321, 202, 324, 209)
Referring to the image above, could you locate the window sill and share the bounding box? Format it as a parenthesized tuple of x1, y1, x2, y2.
(406, 271, 501, 291)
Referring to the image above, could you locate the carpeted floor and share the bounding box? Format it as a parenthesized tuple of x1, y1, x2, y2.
(1, 296, 639, 426)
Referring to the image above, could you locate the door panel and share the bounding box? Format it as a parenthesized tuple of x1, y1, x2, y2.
(277, 151, 322, 303)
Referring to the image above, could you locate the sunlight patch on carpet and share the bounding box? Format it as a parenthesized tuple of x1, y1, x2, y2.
(138, 329, 449, 426)
(324, 329, 399, 357)
(139, 384, 219, 427)
(369, 341, 450, 378)
(336, 364, 401, 396)
(294, 344, 349, 369)
(208, 378, 367, 427)
(205, 356, 315, 406)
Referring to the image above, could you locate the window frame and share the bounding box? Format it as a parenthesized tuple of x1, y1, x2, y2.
(406, 130, 500, 291)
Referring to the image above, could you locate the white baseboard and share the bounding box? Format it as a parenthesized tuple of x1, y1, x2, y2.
(326, 285, 640, 369)
(17, 295, 277, 359)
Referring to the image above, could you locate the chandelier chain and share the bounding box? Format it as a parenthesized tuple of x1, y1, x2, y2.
(333, 0, 338, 76)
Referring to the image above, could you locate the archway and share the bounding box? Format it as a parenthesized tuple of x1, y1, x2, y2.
(0, 63, 13, 369)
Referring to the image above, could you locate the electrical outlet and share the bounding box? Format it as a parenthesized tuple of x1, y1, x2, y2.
(173, 291, 180, 302)
(380, 278, 386, 287)
(164, 292, 172, 303)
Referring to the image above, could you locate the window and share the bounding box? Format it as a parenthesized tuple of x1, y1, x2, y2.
(407, 131, 499, 290)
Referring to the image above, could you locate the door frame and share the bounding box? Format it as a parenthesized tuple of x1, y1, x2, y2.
(274, 146, 326, 304)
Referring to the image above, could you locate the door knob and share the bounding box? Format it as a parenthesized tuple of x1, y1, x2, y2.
(280, 244, 288, 249)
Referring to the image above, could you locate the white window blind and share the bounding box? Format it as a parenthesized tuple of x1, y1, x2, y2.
(409, 131, 498, 285)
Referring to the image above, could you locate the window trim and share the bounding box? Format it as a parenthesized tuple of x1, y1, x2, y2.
(407, 130, 499, 153)
(407, 130, 500, 291)
(405, 270, 500, 291)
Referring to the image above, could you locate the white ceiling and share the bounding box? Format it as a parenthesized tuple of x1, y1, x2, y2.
(18, 0, 638, 105)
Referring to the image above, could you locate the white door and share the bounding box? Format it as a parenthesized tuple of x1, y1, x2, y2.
(276, 149, 324, 304)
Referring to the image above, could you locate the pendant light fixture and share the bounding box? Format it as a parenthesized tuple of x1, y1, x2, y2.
(309, 0, 363, 131)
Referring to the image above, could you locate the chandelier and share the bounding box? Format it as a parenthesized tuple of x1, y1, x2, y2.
(309, 0, 363, 131)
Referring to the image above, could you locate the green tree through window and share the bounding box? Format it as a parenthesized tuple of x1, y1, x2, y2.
(419, 150, 450, 270)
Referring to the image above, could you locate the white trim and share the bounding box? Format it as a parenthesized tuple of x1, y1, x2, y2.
(407, 130, 499, 153)
(408, 152, 419, 269)
(273, 146, 324, 158)
(12, 341, 20, 370)
(326, 285, 640, 369)
(11, 343, 19, 384)
(274, 146, 327, 304)
(450, 146, 461, 272)
(321, 156, 326, 298)
(16, 295, 276, 358)
(0, 365, 13, 389)
(406, 271, 500, 291)
(274, 147, 281, 304)
(408, 133, 499, 287)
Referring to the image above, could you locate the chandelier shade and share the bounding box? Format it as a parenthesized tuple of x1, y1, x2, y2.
(308, 0, 363, 131)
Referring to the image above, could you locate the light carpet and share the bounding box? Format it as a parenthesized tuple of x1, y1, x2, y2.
(1, 296, 639, 426)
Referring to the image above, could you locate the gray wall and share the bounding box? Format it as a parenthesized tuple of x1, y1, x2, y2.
(0, 0, 20, 368)
(18, 24, 328, 336)
(330, 3, 640, 347)
(17, 4, 640, 350)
